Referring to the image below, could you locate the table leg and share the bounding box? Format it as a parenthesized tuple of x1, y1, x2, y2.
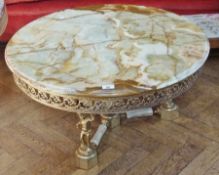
(159, 99, 179, 120)
(101, 113, 121, 129)
(75, 113, 97, 169)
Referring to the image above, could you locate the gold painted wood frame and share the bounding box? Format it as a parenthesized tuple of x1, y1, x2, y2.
(13, 69, 201, 169)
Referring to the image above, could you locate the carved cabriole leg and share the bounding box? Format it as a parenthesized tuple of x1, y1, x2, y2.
(101, 113, 121, 129)
(76, 113, 97, 169)
(159, 99, 179, 120)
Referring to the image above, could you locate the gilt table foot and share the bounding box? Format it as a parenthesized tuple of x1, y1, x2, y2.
(101, 113, 121, 129)
(76, 113, 97, 169)
(159, 100, 179, 120)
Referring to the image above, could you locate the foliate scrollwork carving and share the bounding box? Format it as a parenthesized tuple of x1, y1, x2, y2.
(64, 98, 79, 107)
(13, 70, 200, 113)
(51, 96, 63, 104)
(39, 92, 50, 101)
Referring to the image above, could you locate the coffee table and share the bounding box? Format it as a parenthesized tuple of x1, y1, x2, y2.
(5, 5, 209, 169)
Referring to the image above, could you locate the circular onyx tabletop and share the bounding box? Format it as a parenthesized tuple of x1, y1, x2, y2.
(5, 5, 209, 97)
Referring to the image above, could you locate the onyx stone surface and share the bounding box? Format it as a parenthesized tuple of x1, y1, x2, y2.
(5, 5, 209, 96)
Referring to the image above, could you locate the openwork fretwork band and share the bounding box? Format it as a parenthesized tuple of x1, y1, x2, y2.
(13, 70, 200, 114)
